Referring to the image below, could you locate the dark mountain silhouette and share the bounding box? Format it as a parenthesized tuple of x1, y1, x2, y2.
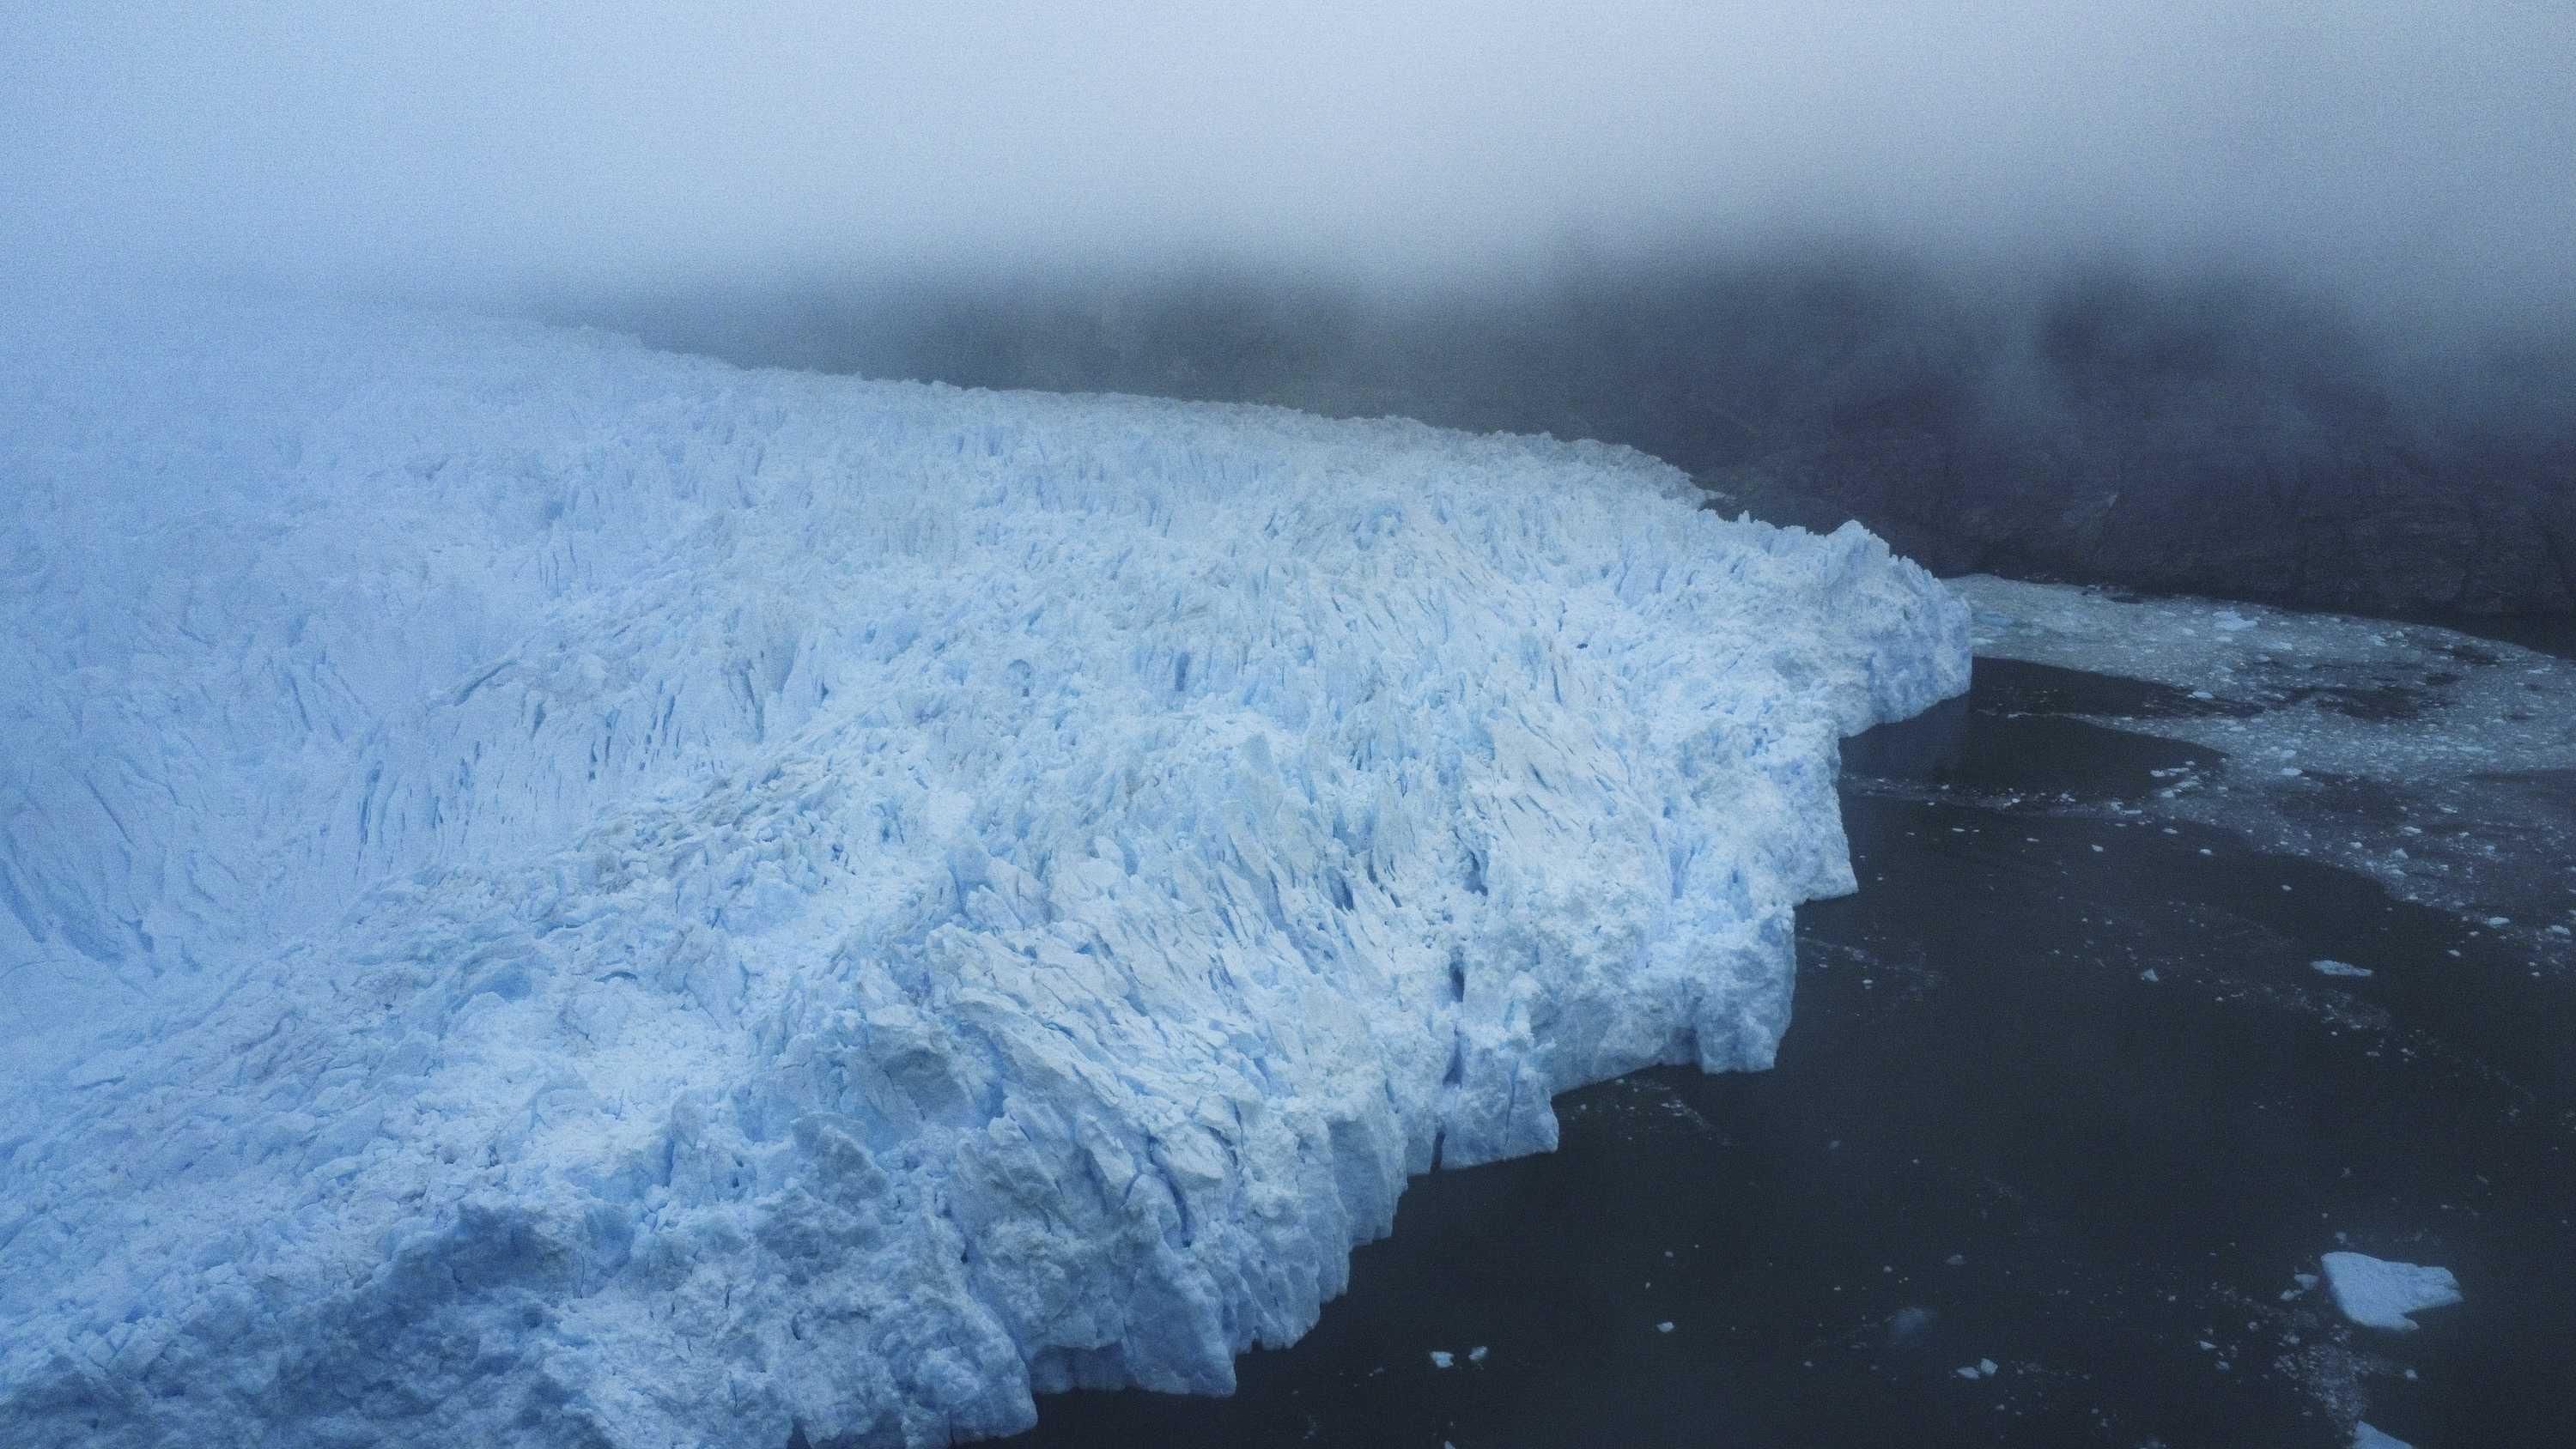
(586, 247, 2576, 618)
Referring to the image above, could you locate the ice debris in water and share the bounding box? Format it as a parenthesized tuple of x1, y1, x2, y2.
(2321, 1252, 2464, 1331)
(2354, 1423, 2414, 1449)
(2312, 960, 2374, 979)
(1954, 574, 2576, 928)
(0, 294, 1969, 1448)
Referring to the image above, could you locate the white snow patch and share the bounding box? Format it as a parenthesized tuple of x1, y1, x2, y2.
(0, 295, 1969, 1449)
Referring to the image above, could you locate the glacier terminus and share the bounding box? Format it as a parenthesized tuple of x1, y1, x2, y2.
(0, 296, 1970, 1447)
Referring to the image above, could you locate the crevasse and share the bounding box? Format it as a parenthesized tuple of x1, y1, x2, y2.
(0, 296, 1970, 1447)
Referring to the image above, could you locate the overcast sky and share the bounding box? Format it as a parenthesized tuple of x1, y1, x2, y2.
(6, 1, 2571, 318)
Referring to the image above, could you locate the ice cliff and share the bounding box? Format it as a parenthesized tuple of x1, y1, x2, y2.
(0, 295, 1970, 1447)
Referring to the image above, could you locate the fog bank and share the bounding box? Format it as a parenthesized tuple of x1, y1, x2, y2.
(5, 2, 2572, 326)
(11, 2, 2571, 615)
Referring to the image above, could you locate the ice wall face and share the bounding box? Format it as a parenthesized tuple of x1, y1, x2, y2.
(0, 296, 1970, 1448)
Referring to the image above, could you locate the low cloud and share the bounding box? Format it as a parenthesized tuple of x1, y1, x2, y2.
(5, 2, 2570, 323)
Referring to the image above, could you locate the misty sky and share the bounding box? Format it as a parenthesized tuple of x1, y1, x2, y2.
(6, 1, 2572, 317)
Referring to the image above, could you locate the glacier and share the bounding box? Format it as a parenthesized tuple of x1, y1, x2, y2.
(0, 294, 1969, 1447)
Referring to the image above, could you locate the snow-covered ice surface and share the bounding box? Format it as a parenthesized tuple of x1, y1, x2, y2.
(1955, 576, 2576, 960)
(0, 295, 1968, 1448)
(2319, 1252, 2464, 1332)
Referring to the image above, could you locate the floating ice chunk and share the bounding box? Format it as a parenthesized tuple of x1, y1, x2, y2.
(2321, 1252, 2464, 1331)
(1467, 1346, 1489, 1364)
(2214, 611, 2258, 632)
(1655, 1321, 1675, 1334)
(1429, 1351, 1456, 1369)
(2353, 1423, 2413, 1449)
(2312, 960, 2374, 979)
(1978, 1358, 1998, 1376)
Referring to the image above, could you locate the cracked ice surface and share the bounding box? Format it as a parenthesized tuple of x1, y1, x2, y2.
(0, 295, 1967, 1448)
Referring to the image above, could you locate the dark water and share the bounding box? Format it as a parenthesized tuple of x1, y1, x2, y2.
(983, 660, 2575, 1449)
